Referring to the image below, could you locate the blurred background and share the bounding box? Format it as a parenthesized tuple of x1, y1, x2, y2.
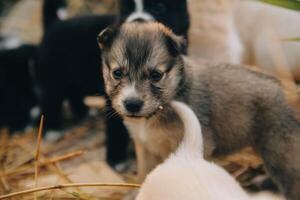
(0, 0, 117, 43)
(0, 0, 299, 199)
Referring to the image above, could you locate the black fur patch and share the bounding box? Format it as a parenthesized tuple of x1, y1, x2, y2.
(165, 58, 176, 73)
(163, 34, 181, 57)
(0, 44, 37, 131)
(97, 26, 119, 49)
(124, 35, 153, 76)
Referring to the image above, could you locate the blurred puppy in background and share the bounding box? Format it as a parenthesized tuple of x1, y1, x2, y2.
(36, 0, 115, 141)
(0, 1, 39, 132)
(0, 44, 37, 131)
(118, 0, 189, 53)
(188, 0, 243, 64)
(98, 22, 300, 199)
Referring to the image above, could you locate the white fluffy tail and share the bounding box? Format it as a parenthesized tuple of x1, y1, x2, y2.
(170, 101, 203, 157)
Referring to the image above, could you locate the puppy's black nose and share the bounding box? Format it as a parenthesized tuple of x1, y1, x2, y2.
(124, 98, 144, 113)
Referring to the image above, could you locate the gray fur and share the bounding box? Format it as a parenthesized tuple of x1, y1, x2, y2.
(98, 22, 300, 200)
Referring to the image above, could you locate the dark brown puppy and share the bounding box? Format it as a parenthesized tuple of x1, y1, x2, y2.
(98, 22, 300, 200)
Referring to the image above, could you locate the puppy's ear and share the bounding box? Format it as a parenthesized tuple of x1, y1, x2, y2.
(164, 34, 187, 56)
(97, 26, 118, 49)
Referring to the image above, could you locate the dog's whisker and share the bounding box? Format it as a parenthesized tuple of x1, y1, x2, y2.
(105, 110, 119, 119)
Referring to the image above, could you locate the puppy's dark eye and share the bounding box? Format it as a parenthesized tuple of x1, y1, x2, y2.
(112, 69, 123, 80)
(149, 70, 163, 82)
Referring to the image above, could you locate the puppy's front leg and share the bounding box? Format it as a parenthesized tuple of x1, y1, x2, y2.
(144, 149, 162, 175)
(134, 140, 147, 182)
(135, 142, 161, 182)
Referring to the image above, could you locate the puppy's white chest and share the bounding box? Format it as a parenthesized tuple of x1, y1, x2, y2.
(124, 116, 182, 158)
(123, 118, 149, 143)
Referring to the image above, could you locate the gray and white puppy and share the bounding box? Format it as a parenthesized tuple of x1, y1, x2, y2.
(97, 22, 300, 200)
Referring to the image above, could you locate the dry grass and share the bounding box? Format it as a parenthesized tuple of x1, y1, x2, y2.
(0, 115, 138, 200)
(0, 183, 139, 199)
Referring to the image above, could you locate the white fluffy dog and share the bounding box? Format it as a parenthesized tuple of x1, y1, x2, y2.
(136, 101, 283, 200)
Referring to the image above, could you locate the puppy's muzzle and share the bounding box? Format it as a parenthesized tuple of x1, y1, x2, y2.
(123, 98, 144, 114)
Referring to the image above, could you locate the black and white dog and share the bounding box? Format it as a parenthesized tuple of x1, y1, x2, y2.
(36, 0, 189, 167)
(118, 0, 189, 52)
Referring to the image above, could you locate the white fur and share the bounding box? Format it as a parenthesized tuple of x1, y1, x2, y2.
(136, 101, 282, 200)
(45, 130, 63, 142)
(124, 117, 147, 143)
(121, 83, 139, 100)
(120, 84, 148, 138)
(57, 8, 68, 20)
(30, 106, 41, 119)
(0, 37, 23, 50)
(126, 0, 154, 22)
